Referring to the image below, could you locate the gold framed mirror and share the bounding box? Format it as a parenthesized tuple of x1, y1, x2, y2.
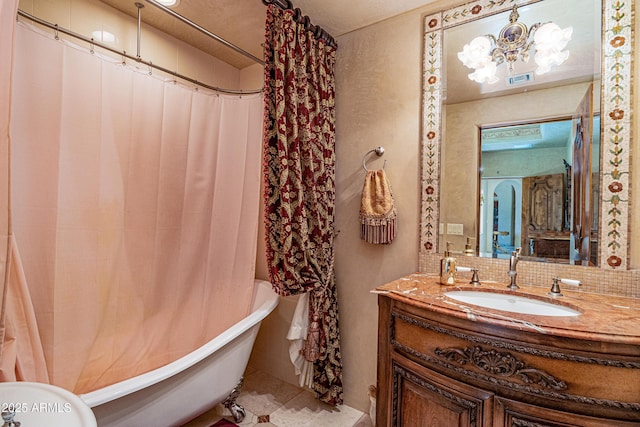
(420, 0, 633, 269)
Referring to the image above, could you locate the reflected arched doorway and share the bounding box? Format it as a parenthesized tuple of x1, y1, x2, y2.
(480, 178, 522, 258)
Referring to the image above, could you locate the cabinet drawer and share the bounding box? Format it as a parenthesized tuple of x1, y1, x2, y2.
(494, 396, 640, 427)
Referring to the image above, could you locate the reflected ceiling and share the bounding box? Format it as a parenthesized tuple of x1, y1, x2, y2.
(443, 0, 600, 104)
(482, 116, 601, 153)
(482, 121, 570, 152)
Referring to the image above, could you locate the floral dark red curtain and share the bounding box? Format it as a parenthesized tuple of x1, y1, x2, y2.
(263, 5, 343, 406)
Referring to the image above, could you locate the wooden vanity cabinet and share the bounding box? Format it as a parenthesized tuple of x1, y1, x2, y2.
(376, 294, 640, 427)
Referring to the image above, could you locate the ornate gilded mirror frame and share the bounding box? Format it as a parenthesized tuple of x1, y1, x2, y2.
(420, 0, 633, 269)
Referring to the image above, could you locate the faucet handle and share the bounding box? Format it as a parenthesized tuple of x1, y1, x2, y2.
(548, 277, 563, 297)
(470, 268, 481, 286)
(455, 266, 480, 286)
(559, 278, 581, 287)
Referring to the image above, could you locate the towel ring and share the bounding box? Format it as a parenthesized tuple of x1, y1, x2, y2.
(362, 146, 386, 171)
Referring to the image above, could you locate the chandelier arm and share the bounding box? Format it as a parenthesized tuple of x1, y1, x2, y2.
(485, 34, 498, 46)
(520, 42, 534, 62)
(527, 22, 545, 40)
(491, 48, 506, 65)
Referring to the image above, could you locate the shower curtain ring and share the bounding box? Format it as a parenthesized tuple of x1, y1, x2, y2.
(121, 51, 127, 66)
(54, 24, 59, 40)
(148, 62, 153, 76)
(89, 38, 95, 54)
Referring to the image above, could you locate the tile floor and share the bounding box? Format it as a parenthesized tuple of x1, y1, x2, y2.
(182, 367, 373, 427)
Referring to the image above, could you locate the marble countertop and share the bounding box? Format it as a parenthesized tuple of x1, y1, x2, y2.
(374, 273, 640, 346)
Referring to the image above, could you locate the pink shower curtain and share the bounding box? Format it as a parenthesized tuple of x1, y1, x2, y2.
(0, 0, 18, 367)
(8, 22, 263, 393)
(0, 0, 48, 383)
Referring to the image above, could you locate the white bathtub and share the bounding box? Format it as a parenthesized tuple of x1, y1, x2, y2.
(79, 279, 279, 427)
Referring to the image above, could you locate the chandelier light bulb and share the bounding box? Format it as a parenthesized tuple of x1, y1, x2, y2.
(458, 36, 500, 84)
(534, 23, 573, 51)
(457, 5, 572, 83)
(533, 23, 573, 74)
(458, 36, 492, 69)
(469, 61, 500, 84)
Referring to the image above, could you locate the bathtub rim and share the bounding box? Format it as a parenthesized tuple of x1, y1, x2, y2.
(79, 279, 278, 408)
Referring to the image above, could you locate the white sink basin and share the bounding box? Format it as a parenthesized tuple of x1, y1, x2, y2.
(445, 290, 582, 317)
(0, 382, 97, 427)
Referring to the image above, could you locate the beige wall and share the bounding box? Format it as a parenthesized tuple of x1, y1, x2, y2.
(15, 0, 640, 416)
(332, 9, 428, 412)
(482, 147, 568, 177)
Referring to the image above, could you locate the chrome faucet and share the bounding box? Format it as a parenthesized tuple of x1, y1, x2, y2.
(507, 247, 521, 290)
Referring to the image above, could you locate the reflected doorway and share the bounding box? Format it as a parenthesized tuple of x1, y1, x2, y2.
(480, 178, 522, 258)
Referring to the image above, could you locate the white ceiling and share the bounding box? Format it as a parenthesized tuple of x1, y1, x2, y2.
(283, 0, 440, 36)
(98, 0, 442, 69)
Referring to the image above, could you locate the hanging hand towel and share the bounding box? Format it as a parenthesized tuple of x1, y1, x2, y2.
(360, 169, 397, 244)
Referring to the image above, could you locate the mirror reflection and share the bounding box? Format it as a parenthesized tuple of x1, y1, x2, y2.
(479, 115, 600, 264)
(438, 0, 602, 265)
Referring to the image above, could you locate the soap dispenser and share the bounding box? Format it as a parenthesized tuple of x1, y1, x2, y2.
(440, 242, 457, 285)
(463, 237, 475, 256)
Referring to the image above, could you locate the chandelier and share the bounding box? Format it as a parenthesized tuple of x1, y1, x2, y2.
(457, 5, 572, 84)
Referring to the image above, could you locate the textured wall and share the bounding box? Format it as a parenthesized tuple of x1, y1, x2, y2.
(333, 10, 424, 411)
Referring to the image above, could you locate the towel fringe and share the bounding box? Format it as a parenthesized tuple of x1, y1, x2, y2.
(359, 208, 397, 244)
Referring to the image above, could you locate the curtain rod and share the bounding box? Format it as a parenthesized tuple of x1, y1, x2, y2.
(144, 0, 264, 65)
(262, 0, 337, 48)
(15, 9, 262, 95)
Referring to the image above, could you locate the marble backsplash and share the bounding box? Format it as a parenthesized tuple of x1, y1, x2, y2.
(419, 252, 640, 298)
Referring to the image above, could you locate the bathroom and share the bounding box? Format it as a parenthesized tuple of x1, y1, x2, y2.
(1, 0, 639, 425)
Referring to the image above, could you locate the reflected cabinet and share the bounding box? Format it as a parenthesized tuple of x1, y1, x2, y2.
(376, 294, 640, 427)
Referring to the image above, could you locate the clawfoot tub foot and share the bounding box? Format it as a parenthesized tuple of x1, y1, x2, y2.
(222, 377, 246, 423)
(227, 401, 246, 424)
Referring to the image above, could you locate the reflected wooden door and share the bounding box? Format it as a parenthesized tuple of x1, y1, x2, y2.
(571, 84, 593, 265)
(521, 174, 564, 257)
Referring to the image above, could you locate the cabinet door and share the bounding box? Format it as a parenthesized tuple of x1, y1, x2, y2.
(392, 358, 493, 427)
(494, 396, 639, 427)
